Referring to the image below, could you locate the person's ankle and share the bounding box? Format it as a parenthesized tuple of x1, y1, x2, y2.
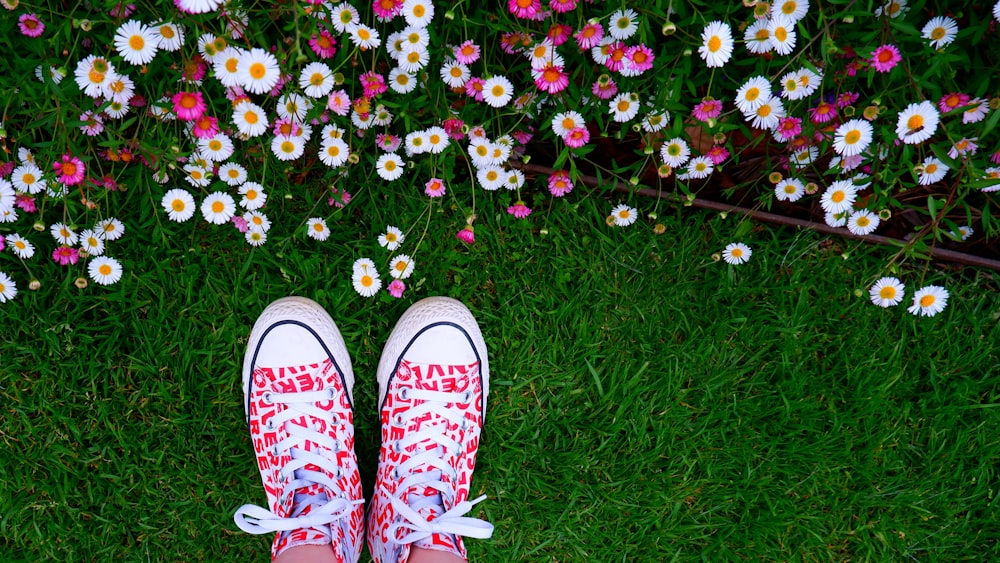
(407, 546, 467, 563)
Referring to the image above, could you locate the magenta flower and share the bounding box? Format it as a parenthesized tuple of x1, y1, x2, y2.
(575, 23, 604, 49)
(443, 118, 465, 140)
(53, 154, 85, 186)
(591, 76, 618, 100)
(0, 235, 5, 252)
(548, 170, 574, 197)
(191, 115, 219, 139)
(564, 127, 590, 148)
(775, 117, 802, 142)
(172, 91, 206, 121)
(456, 226, 475, 244)
(809, 102, 837, 124)
(532, 62, 569, 94)
(938, 92, 971, 113)
(836, 92, 859, 109)
(376, 133, 401, 152)
(328, 188, 352, 208)
(870, 44, 901, 72)
(424, 178, 446, 197)
(507, 202, 532, 219)
(508, 0, 541, 19)
(991, 150, 1000, 165)
(360, 71, 387, 98)
(692, 99, 722, 122)
(454, 40, 481, 64)
(603, 41, 627, 72)
(623, 45, 655, 74)
(109, 2, 136, 17)
(309, 30, 337, 58)
(80, 110, 105, 136)
(16, 194, 36, 213)
(18, 13, 44, 37)
(706, 146, 730, 165)
(464, 77, 485, 101)
(387, 279, 406, 298)
(547, 23, 572, 46)
(372, 0, 402, 20)
(549, 0, 578, 14)
(231, 215, 249, 233)
(52, 245, 80, 266)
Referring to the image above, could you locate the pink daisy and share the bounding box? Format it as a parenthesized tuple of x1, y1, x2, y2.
(464, 77, 485, 101)
(532, 62, 569, 94)
(809, 102, 837, 124)
(548, 170, 574, 197)
(360, 71, 387, 98)
(328, 188, 352, 208)
(326, 90, 351, 116)
(508, 202, 532, 218)
(836, 92, 859, 109)
(549, 0, 577, 13)
(454, 40, 481, 64)
(938, 92, 971, 113)
(53, 154, 86, 186)
(372, 0, 403, 20)
(591, 75, 618, 99)
(564, 127, 590, 148)
(172, 91, 206, 121)
(387, 279, 406, 298)
(18, 13, 44, 37)
(991, 150, 1000, 165)
(603, 41, 628, 72)
(309, 30, 337, 58)
(456, 226, 475, 244)
(547, 23, 572, 46)
(80, 110, 105, 136)
(575, 23, 604, 49)
(425, 177, 446, 197)
(870, 44, 901, 73)
(706, 145, 730, 165)
(443, 118, 465, 140)
(508, 0, 542, 19)
(692, 98, 722, 122)
(182, 55, 209, 83)
(775, 117, 802, 142)
(191, 114, 219, 139)
(232, 215, 249, 233)
(623, 45, 655, 74)
(16, 194, 37, 213)
(52, 245, 80, 266)
(377, 133, 401, 152)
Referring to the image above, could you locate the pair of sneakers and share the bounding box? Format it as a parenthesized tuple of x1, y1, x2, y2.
(234, 296, 493, 562)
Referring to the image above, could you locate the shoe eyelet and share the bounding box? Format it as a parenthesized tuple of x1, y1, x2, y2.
(265, 420, 274, 430)
(271, 445, 280, 456)
(328, 387, 337, 400)
(333, 439, 341, 452)
(262, 392, 273, 404)
(392, 441, 403, 454)
(393, 413, 404, 426)
(399, 387, 409, 400)
(460, 418, 470, 431)
(392, 469, 400, 480)
(462, 391, 473, 403)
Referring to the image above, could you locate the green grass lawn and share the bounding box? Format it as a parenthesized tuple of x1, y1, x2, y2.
(3, 189, 1000, 561)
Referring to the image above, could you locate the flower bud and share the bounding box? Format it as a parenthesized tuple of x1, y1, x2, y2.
(74, 277, 88, 289)
(662, 22, 677, 35)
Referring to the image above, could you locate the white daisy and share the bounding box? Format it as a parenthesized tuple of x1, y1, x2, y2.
(106, 73, 135, 104)
(331, 2, 360, 33)
(271, 135, 305, 161)
(775, 0, 809, 22)
(476, 166, 505, 191)
(299, 62, 334, 99)
(219, 162, 248, 186)
(685, 156, 714, 180)
(114, 20, 158, 65)
(908, 285, 948, 317)
(96, 218, 125, 241)
(504, 169, 526, 190)
(641, 111, 669, 133)
(425, 127, 449, 154)
(213, 47, 245, 88)
(152, 22, 184, 51)
(400, 25, 431, 51)
(276, 93, 311, 123)
(833, 119, 874, 156)
(233, 102, 269, 137)
(922, 16, 958, 49)
(869, 277, 905, 307)
(735, 76, 771, 114)
(0, 180, 14, 214)
(176, 0, 224, 14)
(875, 0, 907, 18)
(306, 218, 330, 241)
(820, 180, 857, 214)
(749, 96, 785, 130)
(388, 254, 415, 279)
(440, 60, 471, 88)
(609, 8, 640, 40)
(962, 98, 989, 124)
(50, 222, 78, 245)
(161, 188, 196, 222)
(243, 210, 271, 233)
(389, 67, 418, 94)
(348, 24, 381, 50)
(319, 138, 351, 167)
(774, 178, 805, 202)
(481, 75, 514, 108)
(11, 163, 46, 194)
(352, 261, 382, 297)
(609, 92, 640, 122)
(237, 48, 281, 95)
(552, 110, 585, 137)
(0, 271, 18, 302)
(722, 242, 752, 265)
(896, 101, 939, 144)
(659, 138, 691, 168)
(378, 226, 405, 250)
(611, 204, 637, 227)
(199, 134, 234, 162)
(954, 226, 974, 241)
(183, 164, 210, 187)
(87, 256, 123, 285)
(846, 209, 880, 236)
(375, 153, 405, 181)
(201, 192, 236, 225)
(238, 182, 267, 210)
(79, 229, 105, 256)
(398, 45, 430, 74)
(74, 55, 116, 98)
(916, 156, 948, 185)
(245, 230, 267, 247)
(699, 21, 733, 68)
(768, 15, 797, 55)
(7, 234, 34, 259)
(744, 19, 774, 54)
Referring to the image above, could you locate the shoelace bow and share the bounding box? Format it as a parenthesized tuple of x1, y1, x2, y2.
(235, 388, 363, 535)
(386, 386, 494, 545)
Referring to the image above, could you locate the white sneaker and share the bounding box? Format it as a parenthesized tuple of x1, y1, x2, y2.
(234, 296, 365, 561)
(366, 297, 494, 563)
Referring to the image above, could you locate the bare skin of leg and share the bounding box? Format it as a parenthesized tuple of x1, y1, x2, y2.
(273, 544, 337, 563)
(407, 546, 467, 563)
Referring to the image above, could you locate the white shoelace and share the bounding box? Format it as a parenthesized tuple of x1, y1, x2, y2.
(235, 389, 363, 535)
(386, 387, 494, 545)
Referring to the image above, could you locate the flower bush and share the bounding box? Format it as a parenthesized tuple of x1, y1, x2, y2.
(1, 0, 998, 315)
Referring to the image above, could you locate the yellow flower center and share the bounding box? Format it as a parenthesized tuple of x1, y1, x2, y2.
(212, 201, 224, 213)
(831, 191, 845, 203)
(129, 35, 145, 51)
(245, 111, 259, 124)
(99, 264, 112, 276)
(160, 25, 175, 39)
(907, 115, 924, 131)
(920, 294, 935, 307)
(879, 286, 896, 299)
(708, 36, 721, 53)
(172, 199, 186, 211)
(249, 62, 266, 80)
(774, 27, 788, 42)
(845, 130, 861, 144)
